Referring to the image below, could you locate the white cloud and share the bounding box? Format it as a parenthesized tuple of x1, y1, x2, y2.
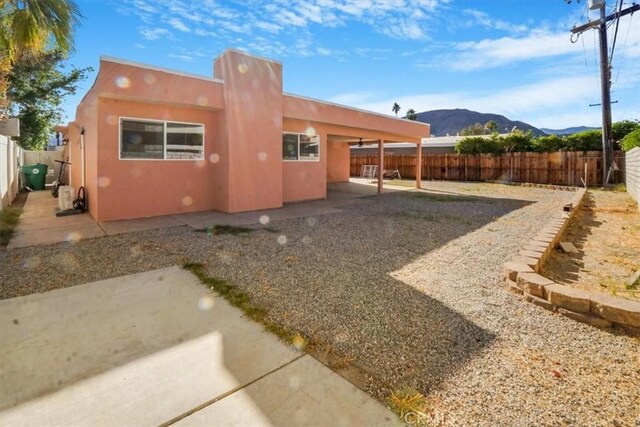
(167, 17, 190, 32)
(139, 27, 172, 40)
(335, 75, 605, 128)
(167, 53, 194, 62)
(462, 9, 528, 34)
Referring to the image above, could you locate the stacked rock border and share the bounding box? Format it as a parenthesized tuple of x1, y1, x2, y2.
(503, 188, 640, 336)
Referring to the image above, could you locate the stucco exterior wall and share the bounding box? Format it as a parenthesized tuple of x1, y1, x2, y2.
(327, 142, 350, 183)
(69, 50, 430, 221)
(214, 50, 284, 212)
(92, 98, 220, 222)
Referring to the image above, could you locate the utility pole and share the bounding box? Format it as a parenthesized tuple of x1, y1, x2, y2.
(571, 0, 640, 187)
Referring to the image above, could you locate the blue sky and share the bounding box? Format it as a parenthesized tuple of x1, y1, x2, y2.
(63, 0, 640, 130)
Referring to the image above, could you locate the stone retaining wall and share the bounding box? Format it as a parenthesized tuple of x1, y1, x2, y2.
(503, 188, 640, 336)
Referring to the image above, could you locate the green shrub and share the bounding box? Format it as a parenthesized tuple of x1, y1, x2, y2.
(612, 120, 640, 142)
(621, 128, 640, 151)
(532, 134, 565, 152)
(455, 136, 502, 155)
(564, 129, 602, 151)
(499, 131, 534, 152)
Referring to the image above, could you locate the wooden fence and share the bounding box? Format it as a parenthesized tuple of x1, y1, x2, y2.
(350, 151, 626, 187)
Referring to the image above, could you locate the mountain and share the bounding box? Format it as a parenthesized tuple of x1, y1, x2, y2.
(414, 109, 546, 137)
(540, 126, 599, 135)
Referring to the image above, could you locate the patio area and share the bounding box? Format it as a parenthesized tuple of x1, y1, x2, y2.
(2, 181, 638, 425)
(6, 181, 402, 249)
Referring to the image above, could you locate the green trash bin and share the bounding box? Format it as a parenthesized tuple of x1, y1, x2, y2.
(23, 163, 49, 190)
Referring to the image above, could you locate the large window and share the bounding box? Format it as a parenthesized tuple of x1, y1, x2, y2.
(282, 132, 319, 161)
(120, 118, 204, 160)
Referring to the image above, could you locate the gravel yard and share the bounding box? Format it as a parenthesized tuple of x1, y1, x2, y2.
(1, 181, 639, 426)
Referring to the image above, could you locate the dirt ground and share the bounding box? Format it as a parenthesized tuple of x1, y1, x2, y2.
(543, 188, 640, 300)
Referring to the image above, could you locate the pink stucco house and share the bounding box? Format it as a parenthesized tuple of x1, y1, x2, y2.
(65, 49, 429, 221)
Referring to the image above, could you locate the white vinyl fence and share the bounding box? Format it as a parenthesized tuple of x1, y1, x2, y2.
(1, 135, 22, 210)
(626, 147, 640, 204)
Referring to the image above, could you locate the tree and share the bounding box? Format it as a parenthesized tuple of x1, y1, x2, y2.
(1, 0, 82, 115)
(460, 122, 489, 136)
(405, 108, 417, 121)
(611, 120, 640, 142)
(7, 51, 91, 150)
(392, 102, 400, 117)
(499, 130, 533, 153)
(455, 136, 502, 155)
(620, 129, 640, 151)
(485, 120, 498, 133)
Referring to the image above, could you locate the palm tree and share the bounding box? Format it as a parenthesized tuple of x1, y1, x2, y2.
(392, 102, 400, 117)
(1, 0, 81, 113)
(405, 109, 417, 121)
(1, 0, 81, 61)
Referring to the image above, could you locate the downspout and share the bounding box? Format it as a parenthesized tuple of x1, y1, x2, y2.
(80, 127, 85, 187)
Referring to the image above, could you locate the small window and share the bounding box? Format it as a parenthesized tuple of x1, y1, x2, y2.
(282, 132, 319, 161)
(121, 119, 164, 159)
(120, 118, 204, 160)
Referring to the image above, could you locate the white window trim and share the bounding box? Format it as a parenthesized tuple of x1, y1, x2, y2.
(119, 116, 205, 161)
(282, 131, 320, 162)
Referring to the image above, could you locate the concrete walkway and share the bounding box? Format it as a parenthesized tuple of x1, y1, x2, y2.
(0, 266, 398, 426)
(8, 182, 386, 249)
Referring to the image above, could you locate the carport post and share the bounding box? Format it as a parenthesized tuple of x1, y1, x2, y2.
(416, 140, 422, 190)
(378, 139, 384, 194)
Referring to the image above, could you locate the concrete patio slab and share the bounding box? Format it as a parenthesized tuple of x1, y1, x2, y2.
(176, 355, 399, 427)
(7, 223, 106, 248)
(7, 180, 378, 248)
(99, 215, 184, 235)
(0, 266, 300, 426)
(0, 266, 395, 426)
(171, 210, 256, 229)
(235, 203, 343, 223)
(7, 191, 106, 249)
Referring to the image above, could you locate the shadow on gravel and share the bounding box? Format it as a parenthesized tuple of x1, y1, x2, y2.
(542, 192, 599, 284)
(203, 189, 536, 399)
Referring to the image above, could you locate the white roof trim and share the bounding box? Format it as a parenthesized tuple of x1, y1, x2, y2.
(283, 92, 430, 130)
(100, 56, 224, 84)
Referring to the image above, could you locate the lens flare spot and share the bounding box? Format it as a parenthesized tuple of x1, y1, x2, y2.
(23, 256, 42, 269)
(194, 160, 206, 169)
(335, 332, 349, 343)
(182, 196, 193, 206)
(288, 374, 301, 389)
(292, 333, 306, 350)
(305, 217, 317, 227)
(130, 245, 142, 258)
(301, 235, 311, 244)
(97, 176, 111, 188)
(143, 73, 156, 84)
(209, 153, 220, 163)
(197, 96, 208, 106)
(115, 76, 130, 89)
(238, 63, 248, 73)
(259, 215, 270, 225)
(65, 232, 82, 243)
(305, 127, 316, 137)
(258, 152, 267, 161)
(129, 134, 143, 145)
(106, 115, 118, 126)
(198, 295, 215, 311)
(277, 235, 287, 245)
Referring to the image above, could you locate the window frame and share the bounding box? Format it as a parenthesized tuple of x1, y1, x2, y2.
(119, 117, 205, 161)
(282, 131, 320, 162)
